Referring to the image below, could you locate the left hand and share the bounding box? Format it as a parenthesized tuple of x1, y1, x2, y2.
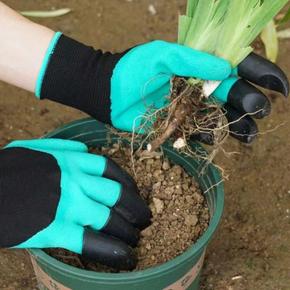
(1, 139, 151, 270)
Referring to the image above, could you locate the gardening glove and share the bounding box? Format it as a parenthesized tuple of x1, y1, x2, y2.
(0, 139, 151, 270)
(192, 53, 289, 144)
(35, 32, 231, 132)
(36, 33, 289, 144)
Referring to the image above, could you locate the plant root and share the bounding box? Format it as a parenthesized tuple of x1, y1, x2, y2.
(146, 77, 228, 153)
(110, 76, 230, 178)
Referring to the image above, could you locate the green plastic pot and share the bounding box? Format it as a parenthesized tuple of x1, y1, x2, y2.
(29, 118, 224, 290)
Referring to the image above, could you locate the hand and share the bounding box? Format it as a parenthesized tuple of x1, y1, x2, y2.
(195, 53, 289, 144)
(0, 139, 151, 270)
(37, 35, 231, 132)
(102, 41, 232, 132)
(37, 34, 288, 144)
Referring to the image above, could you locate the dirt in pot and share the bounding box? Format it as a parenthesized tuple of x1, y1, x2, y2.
(46, 143, 210, 272)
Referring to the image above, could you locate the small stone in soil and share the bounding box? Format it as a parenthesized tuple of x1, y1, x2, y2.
(153, 198, 164, 214)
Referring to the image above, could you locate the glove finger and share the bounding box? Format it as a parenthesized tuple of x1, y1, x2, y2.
(78, 197, 139, 247)
(63, 152, 107, 176)
(79, 174, 121, 207)
(5, 139, 88, 152)
(102, 158, 152, 229)
(79, 173, 151, 228)
(75, 153, 139, 192)
(76, 194, 111, 230)
(159, 42, 231, 80)
(68, 153, 137, 186)
(80, 157, 152, 230)
(59, 152, 151, 229)
(224, 104, 258, 143)
(81, 229, 137, 270)
(214, 78, 271, 119)
(46, 151, 152, 230)
(237, 52, 289, 97)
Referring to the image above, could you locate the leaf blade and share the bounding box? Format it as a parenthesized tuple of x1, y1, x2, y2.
(261, 20, 279, 62)
(179, 0, 288, 67)
(20, 8, 71, 18)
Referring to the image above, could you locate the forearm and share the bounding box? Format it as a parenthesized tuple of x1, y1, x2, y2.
(0, 2, 54, 93)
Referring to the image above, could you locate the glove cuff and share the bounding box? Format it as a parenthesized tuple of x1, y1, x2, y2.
(36, 33, 126, 124)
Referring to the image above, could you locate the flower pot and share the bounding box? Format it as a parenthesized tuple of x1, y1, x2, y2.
(29, 118, 224, 290)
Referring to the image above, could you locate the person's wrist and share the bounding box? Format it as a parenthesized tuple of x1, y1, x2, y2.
(0, 1, 55, 92)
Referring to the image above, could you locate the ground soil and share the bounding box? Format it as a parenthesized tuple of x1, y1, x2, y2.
(0, 1, 290, 289)
(47, 144, 209, 272)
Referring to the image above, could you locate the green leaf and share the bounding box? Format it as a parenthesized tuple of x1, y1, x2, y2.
(20, 8, 71, 18)
(261, 20, 279, 62)
(179, 0, 288, 67)
(178, 16, 192, 44)
(186, 0, 198, 17)
(181, 0, 229, 54)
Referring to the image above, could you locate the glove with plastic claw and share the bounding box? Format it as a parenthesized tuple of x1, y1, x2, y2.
(0, 139, 151, 270)
(36, 33, 231, 132)
(192, 53, 289, 144)
(37, 33, 288, 144)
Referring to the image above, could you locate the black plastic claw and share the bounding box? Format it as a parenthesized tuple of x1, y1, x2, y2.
(190, 132, 215, 145)
(103, 158, 152, 230)
(101, 211, 140, 247)
(238, 52, 289, 97)
(103, 158, 138, 191)
(228, 79, 271, 119)
(82, 229, 137, 271)
(224, 104, 258, 144)
(113, 184, 152, 230)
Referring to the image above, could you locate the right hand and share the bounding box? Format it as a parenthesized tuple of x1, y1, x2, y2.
(37, 35, 231, 132)
(214, 53, 289, 143)
(38, 34, 289, 144)
(0, 139, 151, 270)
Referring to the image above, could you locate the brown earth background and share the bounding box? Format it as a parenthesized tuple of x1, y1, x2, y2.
(0, 1, 290, 289)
